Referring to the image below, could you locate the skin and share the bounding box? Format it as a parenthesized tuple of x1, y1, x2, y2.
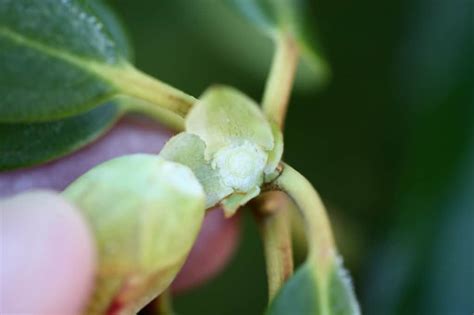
(0, 115, 241, 314)
(1, 190, 96, 315)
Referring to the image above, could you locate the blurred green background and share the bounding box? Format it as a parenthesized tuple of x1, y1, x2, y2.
(110, 0, 473, 314)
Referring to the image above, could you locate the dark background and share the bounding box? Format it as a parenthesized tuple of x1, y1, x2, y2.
(110, 1, 473, 314)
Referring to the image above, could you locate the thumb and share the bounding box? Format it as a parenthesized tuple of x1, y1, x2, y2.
(1, 190, 96, 315)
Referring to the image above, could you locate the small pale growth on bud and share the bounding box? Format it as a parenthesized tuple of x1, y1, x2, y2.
(212, 141, 267, 192)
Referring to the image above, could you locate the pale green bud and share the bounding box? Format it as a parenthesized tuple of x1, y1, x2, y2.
(160, 133, 233, 208)
(161, 86, 284, 216)
(185, 85, 274, 159)
(212, 140, 267, 192)
(63, 154, 206, 315)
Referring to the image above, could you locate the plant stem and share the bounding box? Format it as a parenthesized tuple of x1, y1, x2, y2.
(262, 33, 299, 129)
(153, 289, 175, 315)
(118, 96, 185, 131)
(102, 64, 197, 120)
(252, 192, 294, 302)
(254, 33, 299, 302)
(270, 163, 336, 283)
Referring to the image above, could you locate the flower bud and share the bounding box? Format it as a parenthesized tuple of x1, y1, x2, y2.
(63, 154, 205, 315)
(161, 86, 284, 217)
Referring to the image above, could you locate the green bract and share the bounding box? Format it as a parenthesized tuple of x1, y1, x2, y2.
(161, 86, 283, 216)
(63, 154, 206, 315)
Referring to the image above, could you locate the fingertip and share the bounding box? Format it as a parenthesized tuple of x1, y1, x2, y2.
(1, 190, 96, 314)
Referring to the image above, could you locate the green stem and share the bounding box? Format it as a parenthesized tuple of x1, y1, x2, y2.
(252, 192, 294, 302)
(118, 96, 185, 131)
(270, 163, 337, 284)
(153, 289, 175, 315)
(101, 64, 197, 119)
(262, 33, 299, 128)
(256, 33, 299, 302)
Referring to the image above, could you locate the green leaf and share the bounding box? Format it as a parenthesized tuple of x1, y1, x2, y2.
(0, 0, 196, 168)
(0, 102, 120, 171)
(84, 0, 134, 61)
(270, 164, 360, 315)
(266, 263, 319, 315)
(63, 154, 206, 314)
(226, 0, 329, 81)
(0, 0, 195, 126)
(266, 260, 360, 315)
(328, 258, 361, 315)
(0, 0, 128, 122)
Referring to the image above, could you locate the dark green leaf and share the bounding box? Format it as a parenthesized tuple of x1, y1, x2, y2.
(266, 261, 360, 315)
(84, 0, 134, 61)
(0, 0, 128, 122)
(226, 0, 329, 81)
(266, 263, 319, 315)
(0, 103, 120, 171)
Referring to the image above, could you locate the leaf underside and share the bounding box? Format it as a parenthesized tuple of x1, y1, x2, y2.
(0, 103, 119, 171)
(266, 263, 320, 315)
(266, 260, 360, 315)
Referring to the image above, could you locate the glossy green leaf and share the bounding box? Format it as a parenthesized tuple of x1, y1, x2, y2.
(266, 260, 360, 315)
(84, 0, 133, 61)
(63, 154, 206, 314)
(0, 0, 195, 169)
(0, 0, 127, 122)
(227, 0, 329, 81)
(0, 103, 120, 171)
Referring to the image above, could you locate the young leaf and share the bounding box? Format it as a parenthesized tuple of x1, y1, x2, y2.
(0, 0, 124, 122)
(265, 263, 319, 315)
(328, 258, 360, 315)
(226, 0, 329, 81)
(63, 154, 206, 315)
(266, 260, 360, 315)
(0, 103, 120, 171)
